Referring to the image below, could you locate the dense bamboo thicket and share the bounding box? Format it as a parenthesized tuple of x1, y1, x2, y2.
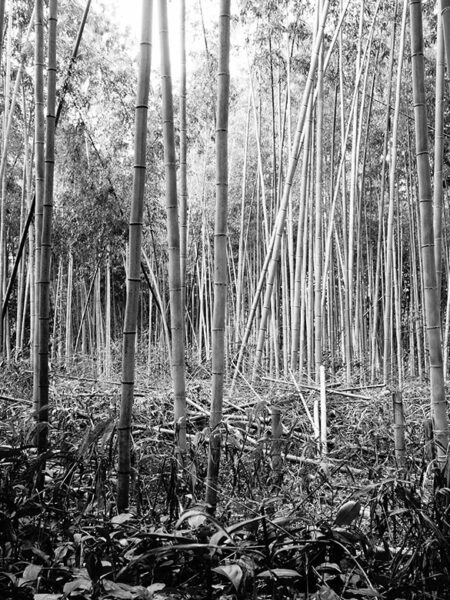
(0, 0, 449, 403)
(3, 3, 450, 596)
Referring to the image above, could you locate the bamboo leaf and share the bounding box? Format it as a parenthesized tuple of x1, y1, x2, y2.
(22, 563, 42, 581)
(212, 564, 243, 591)
(257, 568, 301, 579)
(334, 500, 361, 526)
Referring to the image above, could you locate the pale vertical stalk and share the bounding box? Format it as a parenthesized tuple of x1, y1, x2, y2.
(313, 396, 320, 452)
(33, 0, 45, 411)
(291, 98, 312, 371)
(232, 0, 351, 388)
(383, 0, 408, 384)
(443, 266, 450, 378)
(321, 29, 377, 317)
(353, 46, 379, 365)
(235, 95, 250, 336)
(28, 210, 35, 359)
(81, 282, 87, 356)
(299, 156, 313, 374)
(142, 248, 171, 363)
(393, 391, 406, 468)
(320, 365, 327, 456)
(118, 0, 153, 512)
(442, 0, 450, 72)
(370, 4, 397, 381)
(410, 0, 448, 465)
(271, 281, 280, 378)
(271, 406, 282, 486)
(179, 0, 188, 316)
(37, 0, 58, 458)
(51, 259, 58, 362)
(16, 127, 29, 359)
(392, 229, 403, 386)
(0, 9, 36, 184)
(0, 0, 4, 59)
(434, 7, 444, 301)
(159, 0, 186, 453)
(251, 1, 330, 380)
(338, 1, 350, 381)
(307, 197, 314, 380)
(0, 10, 37, 352)
(105, 248, 111, 378)
(1, 0, 89, 346)
(0, 8, 11, 353)
(314, 20, 324, 379)
(327, 246, 336, 374)
(205, 0, 230, 515)
(346, 2, 364, 371)
(147, 283, 153, 373)
(327, 84, 338, 372)
(406, 138, 423, 378)
(245, 61, 269, 244)
(65, 251, 73, 363)
(268, 34, 277, 223)
(281, 246, 289, 375)
(95, 270, 103, 374)
(73, 259, 100, 355)
(20, 266, 30, 352)
(197, 152, 208, 362)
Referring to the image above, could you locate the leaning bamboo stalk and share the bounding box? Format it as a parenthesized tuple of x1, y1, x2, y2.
(142, 248, 171, 363)
(320, 32, 376, 316)
(251, 0, 330, 381)
(232, 0, 354, 389)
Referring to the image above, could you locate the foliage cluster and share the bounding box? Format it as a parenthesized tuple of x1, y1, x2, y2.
(1, 364, 450, 599)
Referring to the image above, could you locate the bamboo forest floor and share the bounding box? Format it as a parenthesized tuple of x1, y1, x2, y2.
(1, 359, 449, 600)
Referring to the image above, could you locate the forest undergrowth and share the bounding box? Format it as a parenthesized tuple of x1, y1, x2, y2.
(1, 359, 450, 600)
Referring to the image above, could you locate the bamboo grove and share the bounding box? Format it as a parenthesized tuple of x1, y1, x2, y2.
(1, 0, 450, 506)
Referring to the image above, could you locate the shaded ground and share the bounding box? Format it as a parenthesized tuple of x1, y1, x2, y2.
(1, 360, 449, 599)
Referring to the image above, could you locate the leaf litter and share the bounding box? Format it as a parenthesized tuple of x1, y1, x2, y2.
(1, 362, 450, 599)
